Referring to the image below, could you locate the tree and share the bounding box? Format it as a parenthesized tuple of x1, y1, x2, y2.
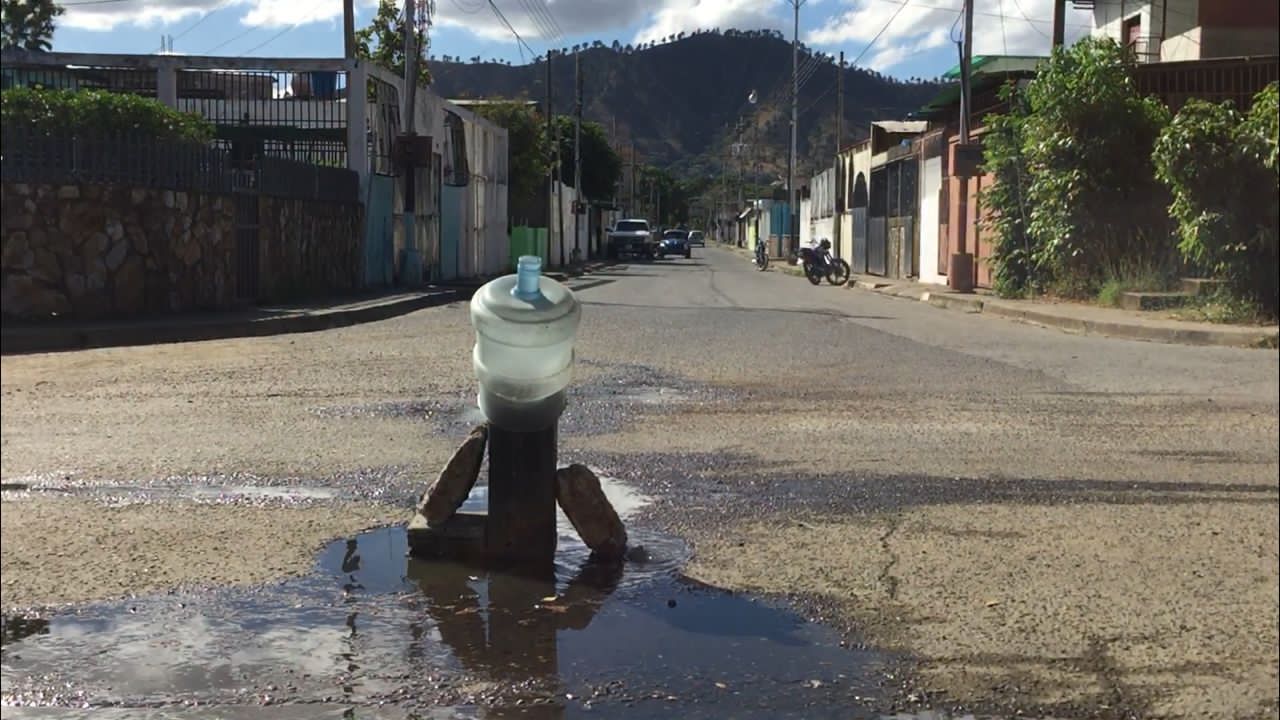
(1154, 83, 1279, 317)
(1, 0, 64, 51)
(553, 115, 622, 201)
(355, 0, 432, 87)
(1019, 37, 1171, 294)
(473, 101, 549, 225)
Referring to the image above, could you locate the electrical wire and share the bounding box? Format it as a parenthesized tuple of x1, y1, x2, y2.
(239, 20, 300, 55)
(201, 25, 258, 54)
(172, 4, 225, 42)
(1010, 0, 1052, 39)
(487, 0, 537, 60)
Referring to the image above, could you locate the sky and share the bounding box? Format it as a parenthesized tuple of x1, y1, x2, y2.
(51, 0, 1096, 79)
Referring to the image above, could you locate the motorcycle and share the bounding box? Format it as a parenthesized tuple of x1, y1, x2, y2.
(754, 239, 769, 271)
(799, 239, 851, 286)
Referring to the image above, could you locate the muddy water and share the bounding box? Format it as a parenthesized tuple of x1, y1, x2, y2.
(1, 478, 899, 719)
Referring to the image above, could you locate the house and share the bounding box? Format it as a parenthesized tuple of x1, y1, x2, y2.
(912, 55, 1047, 289)
(0, 50, 511, 289)
(1077, 0, 1278, 63)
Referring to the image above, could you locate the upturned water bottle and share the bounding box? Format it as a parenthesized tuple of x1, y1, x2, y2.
(470, 256, 581, 432)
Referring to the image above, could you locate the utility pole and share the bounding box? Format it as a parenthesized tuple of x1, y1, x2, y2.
(629, 141, 636, 216)
(343, 0, 356, 58)
(1052, 0, 1067, 48)
(787, 0, 807, 257)
(401, 0, 418, 284)
(949, 0, 976, 293)
(834, 50, 844, 258)
(545, 50, 554, 267)
(573, 50, 584, 264)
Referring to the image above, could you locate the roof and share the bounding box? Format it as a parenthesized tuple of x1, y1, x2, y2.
(871, 120, 928, 134)
(941, 55, 1047, 80)
(913, 55, 1048, 120)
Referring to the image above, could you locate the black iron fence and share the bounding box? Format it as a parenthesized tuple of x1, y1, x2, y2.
(1, 128, 358, 204)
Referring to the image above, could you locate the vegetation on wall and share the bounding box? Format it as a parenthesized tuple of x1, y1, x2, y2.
(982, 38, 1172, 299)
(1, 88, 214, 143)
(1154, 82, 1279, 318)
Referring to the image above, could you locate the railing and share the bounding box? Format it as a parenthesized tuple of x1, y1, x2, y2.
(1125, 36, 1163, 63)
(0, 128, 358, 204)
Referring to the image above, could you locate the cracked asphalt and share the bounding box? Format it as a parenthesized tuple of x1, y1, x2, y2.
(2, 245, 1278, 719)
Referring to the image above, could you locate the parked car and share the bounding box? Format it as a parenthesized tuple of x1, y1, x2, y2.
(607, 218, 657, 259)
(688, 229, 705, 247)
(658, 229, 692, 259)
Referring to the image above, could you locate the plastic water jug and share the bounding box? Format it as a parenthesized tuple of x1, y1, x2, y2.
(470, 256, 581, 431)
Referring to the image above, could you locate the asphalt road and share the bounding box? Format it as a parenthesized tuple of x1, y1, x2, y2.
(2, 245, 1277, 719)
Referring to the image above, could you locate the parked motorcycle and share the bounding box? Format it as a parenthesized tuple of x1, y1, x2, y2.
(799, 239, 851, 286)
(754, 239, 769, 271)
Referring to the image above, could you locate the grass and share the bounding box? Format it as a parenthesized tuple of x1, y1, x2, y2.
(1093, 259, 1177, 308)
(1172, 290, 1271, 325)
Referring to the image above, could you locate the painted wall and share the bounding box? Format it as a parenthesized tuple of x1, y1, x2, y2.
(918, 156, 945, 285)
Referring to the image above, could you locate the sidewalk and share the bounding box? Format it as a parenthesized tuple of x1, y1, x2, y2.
(850, 275, 1279, 349)
(1, 289, 458, 355)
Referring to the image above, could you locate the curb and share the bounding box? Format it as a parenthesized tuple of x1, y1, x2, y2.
(1, 290, 459, 355)
(848, 284, 1277, 349)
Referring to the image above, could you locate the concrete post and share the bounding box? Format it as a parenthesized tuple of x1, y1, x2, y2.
(156, 64, 178, 109)
(346, 61, 370, 187)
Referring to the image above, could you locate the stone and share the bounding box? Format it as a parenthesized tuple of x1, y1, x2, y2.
(57, 185, 80, 200)
(182, 239, 202, 267)
(556, 464, 628, 560)
(163, 190, 175, 208)
(175, 192, 188, 211)
(417, 424, 488, 528)
(3, 232, 29, 267)
(105, 240, 129, 271)
(113, 256, 145, 312)
(105, 219, 124, 242)
(131, 188, 148, 205)
(13, 184, 30, 196)
(87, 262, 107, 291)
(67, 272, 86, 296)
(23, 199, 36, 214)
(31, 249, 61, 283)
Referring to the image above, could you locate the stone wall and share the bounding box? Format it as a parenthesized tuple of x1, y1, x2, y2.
(257, 195, 363, 304)
(2, 183, 237, 320)
(2, 182, 365, 321)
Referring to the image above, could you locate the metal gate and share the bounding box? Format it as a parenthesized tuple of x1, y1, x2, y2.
(867, 217, 888, 276)
(233, 188, 260, 302)
(850, 208, 868, 273)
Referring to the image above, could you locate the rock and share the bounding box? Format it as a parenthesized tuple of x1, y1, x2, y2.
(163, 191, 175, 208)
(131, 188, 148, 205)
(556, 464, 628, 560)
(105, 218, 124, 242)
(105, 240, 129, 271)
(418, 424, 488, 527)
(175, 192, 188, 211)
(114, 257, 145, 312)
(57, 185, 80, 200)
(2, 232, 29, 267)
(31, 249, 61, 283)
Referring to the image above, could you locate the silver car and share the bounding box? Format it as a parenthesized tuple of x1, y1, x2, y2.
(688, 230, 706, 247)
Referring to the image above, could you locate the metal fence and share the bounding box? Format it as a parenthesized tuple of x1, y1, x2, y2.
(2, 61, 354, 168)
(0, 129, 358, 204)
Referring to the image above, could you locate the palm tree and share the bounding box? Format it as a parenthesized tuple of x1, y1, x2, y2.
(1, 0, 64, 51)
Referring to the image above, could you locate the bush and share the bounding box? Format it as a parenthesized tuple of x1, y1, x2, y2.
(1020, 38, 1172, 296)
(0, 87, 213, 143)
(1153, 82, 1279, 318)
(982, 83, 1038, 297)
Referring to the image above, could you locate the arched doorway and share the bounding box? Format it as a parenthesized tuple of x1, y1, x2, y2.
(850, 172, 868, 274)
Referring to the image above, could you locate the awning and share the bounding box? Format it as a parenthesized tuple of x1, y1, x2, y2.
(913, 55, 1048, 120)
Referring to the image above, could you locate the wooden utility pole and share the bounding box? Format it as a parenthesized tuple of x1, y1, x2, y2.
(401, 0, 418, 284)
(343, 0, 355, 58)
(1052, 0, 1066, 48)
(545, 50, 554, 266)
(833, 50, 844, 258)
(573, 50, 584, 264)
(948, 0, 977, 293)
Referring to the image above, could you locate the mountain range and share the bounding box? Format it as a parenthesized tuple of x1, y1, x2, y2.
(427, 30, 944, 184)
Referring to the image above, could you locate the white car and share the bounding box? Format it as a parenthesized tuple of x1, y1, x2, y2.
(687, 230, 706, 247)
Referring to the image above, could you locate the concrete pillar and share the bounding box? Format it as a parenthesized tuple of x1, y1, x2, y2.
(345, 61, 369, 188)
(156, 65, 178, 109)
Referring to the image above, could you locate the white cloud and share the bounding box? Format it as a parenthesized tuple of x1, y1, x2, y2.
(806, 0, 1094, 71)
(632, 0, 784, 45)
(62, 0, 218, 32)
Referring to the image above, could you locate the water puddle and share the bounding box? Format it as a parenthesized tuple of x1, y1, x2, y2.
(1, 478, 897, 719)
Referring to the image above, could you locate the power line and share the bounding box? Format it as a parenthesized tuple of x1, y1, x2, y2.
(172, 3, 226, 42)
(1010, 0, 1051, 39)
(516, 0, 559, 42)
(487, 0, 537, 59)
(528, 0, 564, 40)
(201, 24, 258, 54)
(797, 0, 910, 117)
(239, 21, 300, 55)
